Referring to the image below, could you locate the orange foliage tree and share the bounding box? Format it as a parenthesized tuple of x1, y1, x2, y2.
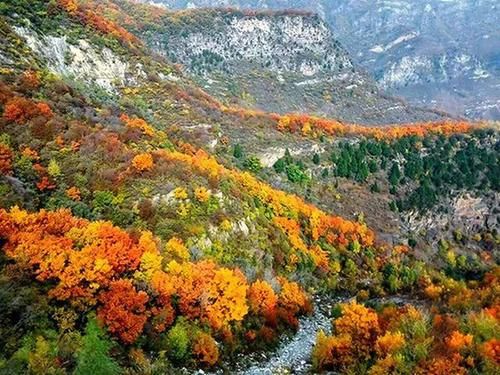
(97, 279, 149, 344)
(132, 153, 154, 172)
(204, 268, 249, 330)
(334, 301, 380, 359)
(247, 280, 278, 320)
(3, 97, 53, 124)
(120, 114, 154, 136)
(0, 143, 13, 175)
(193, 332, 219, 366)
(66, 186, 81, 201)
(312, 330, 354, 370)
(0, 207, 145, 306)
(482, 338, 500, 365)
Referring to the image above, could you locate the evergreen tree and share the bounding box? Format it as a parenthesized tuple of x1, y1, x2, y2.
(370, 182, 380, 193)
(233, 144, 243, 159)
(357, 162, 369, 182)
(75, 318, 121, 375)
(368, 160, 378, 173)
(389, 163, 401, 186)
(273, 158, 286, 173)
(312, 153, 320, 165)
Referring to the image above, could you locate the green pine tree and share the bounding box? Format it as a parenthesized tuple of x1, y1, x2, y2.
(233, 144, 243, 159)
(74, 318, 121, 375)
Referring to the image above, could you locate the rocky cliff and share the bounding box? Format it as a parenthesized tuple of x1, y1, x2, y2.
(148, 0, 499, 120)
(136, 7, 444, 124)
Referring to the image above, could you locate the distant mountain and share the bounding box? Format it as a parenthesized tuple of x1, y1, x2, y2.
(129, 6, 446, 124)
(147, 0, 500, 120)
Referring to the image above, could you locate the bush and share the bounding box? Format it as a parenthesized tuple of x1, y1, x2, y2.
(243, 156, 262, 173)
(165, 322, 190, 362)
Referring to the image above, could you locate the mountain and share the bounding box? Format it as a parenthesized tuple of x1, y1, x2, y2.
(118, 4, 446, 124)
(0, 1, 498, 374)
(148, 0, 500, 120)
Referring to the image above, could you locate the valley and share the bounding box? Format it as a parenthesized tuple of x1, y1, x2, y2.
(0, 1, 498, 374)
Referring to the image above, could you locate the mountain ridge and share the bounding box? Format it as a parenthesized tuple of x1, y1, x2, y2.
(0, 1, 498, 374)
(147, 0, 500, 120)
(113, 1, 450, 124)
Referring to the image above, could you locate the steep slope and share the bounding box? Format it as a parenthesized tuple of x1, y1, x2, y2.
(149, 0, 500, 120)
(0, 1, 498, 374)
(112, 2, 447, 124)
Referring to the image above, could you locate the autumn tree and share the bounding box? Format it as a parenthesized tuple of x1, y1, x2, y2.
(97, 279, 149, 344)
(204, 268, 249, 330)
(132, 153, 154, 172)
(3, 97, 52, 124)
(0, 143, 13, 175)
(193, 332, 219, 366)
(312, 330, 354, 371)
(247, 280, 278, 320)
(334, 301, 380, 359)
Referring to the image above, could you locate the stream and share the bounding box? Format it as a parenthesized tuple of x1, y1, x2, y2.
(230, 297, 346, 375)
(197, 295, 414, 375)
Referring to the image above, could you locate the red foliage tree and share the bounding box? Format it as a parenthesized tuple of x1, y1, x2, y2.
(0, 143, 13, 175)
(97, 279, 149, 344)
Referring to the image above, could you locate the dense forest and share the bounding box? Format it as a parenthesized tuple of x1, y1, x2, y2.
(0, 0, 498, 374)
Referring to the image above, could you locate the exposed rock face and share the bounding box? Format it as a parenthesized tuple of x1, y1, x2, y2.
(148, 0, 499, 120)
(139, 8, 444, 124)
(156, 13, 353, 78)
(14, 27, 143, 91)
(403, 192, 499, 241)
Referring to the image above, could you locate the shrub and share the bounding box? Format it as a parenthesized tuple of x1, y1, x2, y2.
(193, 332, 219, 366)
(165, 322, 190, 362)
(132, 153, 154, 172)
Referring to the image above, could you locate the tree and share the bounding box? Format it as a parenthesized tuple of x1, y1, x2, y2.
(370, 182, 380, 193)
(286, 163, 309, 184)
(165, 321, 190, 362)
(243, 156, 262, 173)
(273, 158, 286, 173)
(0, 143, 13, 175)
(357, 162, 369, 182)
(389, 163, 401, 186)
(132, 153, 154, 172)
(233, 144, 243, 159)
(334, 302, 380, 359)
(312, 330, 353, 371)
(204, 268, 249, 330)
(193, 332, 219, 366)
(3, 97, 52, 124)
(74, 318, 121, 375)
(313, 153, 320, 165)
(248, 280, 278, 319)
(376, 331, 405, 356)
(97, 279, 148, 344)
(194, 186, 210, 202)
(368, 160, 378, 173)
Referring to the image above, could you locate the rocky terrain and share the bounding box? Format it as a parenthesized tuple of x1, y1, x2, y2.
(148, 0, 500, 120)
(129, 6, 446, 124)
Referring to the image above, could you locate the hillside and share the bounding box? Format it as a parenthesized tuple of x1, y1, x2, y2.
(0, 0, 498, 374)
(149, 0, 500, 120)
(112, 2, 447, 124)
